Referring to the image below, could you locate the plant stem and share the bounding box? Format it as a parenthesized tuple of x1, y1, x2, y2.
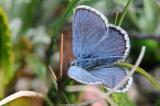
(114, 11, 119, 25)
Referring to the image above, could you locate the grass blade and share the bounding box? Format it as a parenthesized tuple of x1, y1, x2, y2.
(114, 11, 119, 25)
(47, 0, 79, 63)
(118, 62, 160, 90)
(118, 0, 132, 26)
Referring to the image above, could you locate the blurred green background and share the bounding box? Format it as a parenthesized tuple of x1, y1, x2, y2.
(0, 0, 160, 106)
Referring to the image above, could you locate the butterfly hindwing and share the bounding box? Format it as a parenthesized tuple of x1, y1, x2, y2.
(68, 66, 133, 92)
(89, 66, 132, 90)
(68, 66, 103, 85)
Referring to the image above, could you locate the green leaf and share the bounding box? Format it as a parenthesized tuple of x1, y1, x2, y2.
(112, 93, 135, 106)
(118, 62, 160, 90)
(0, 6, 14, 98)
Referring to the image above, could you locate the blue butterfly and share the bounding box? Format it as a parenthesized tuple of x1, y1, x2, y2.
(68, 5, 133, 92)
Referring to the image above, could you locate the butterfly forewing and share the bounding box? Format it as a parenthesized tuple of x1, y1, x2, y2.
(72, 6, 107, 59)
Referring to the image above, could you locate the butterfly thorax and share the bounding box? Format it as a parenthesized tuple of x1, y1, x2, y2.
(70, 56, 123, 69)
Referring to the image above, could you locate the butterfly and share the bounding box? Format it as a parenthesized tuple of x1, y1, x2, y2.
(68, 5, 133, 92)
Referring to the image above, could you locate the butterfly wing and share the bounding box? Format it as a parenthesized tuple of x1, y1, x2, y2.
(72, 6, 108, 59)
(68, 66, 103, 85)
(72, 6, 130, 61)
(68, 66, 133, 92)
(89, 66, 133, 91)
(89, 25, 130, 60)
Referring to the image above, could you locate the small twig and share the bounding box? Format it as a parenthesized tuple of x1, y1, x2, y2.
(0, 91, 43, 106)
(106, 46, 146, 96)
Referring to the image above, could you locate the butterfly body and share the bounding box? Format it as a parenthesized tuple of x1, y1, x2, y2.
(71, 56, 123, 69)
(68, 5, 133, 92)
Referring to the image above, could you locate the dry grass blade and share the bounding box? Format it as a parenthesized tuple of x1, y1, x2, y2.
(49, 65, 57, 81)
(0, 91, 43, 106)
(59, 33, 64, 79)
(56, 33, 64, 105)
